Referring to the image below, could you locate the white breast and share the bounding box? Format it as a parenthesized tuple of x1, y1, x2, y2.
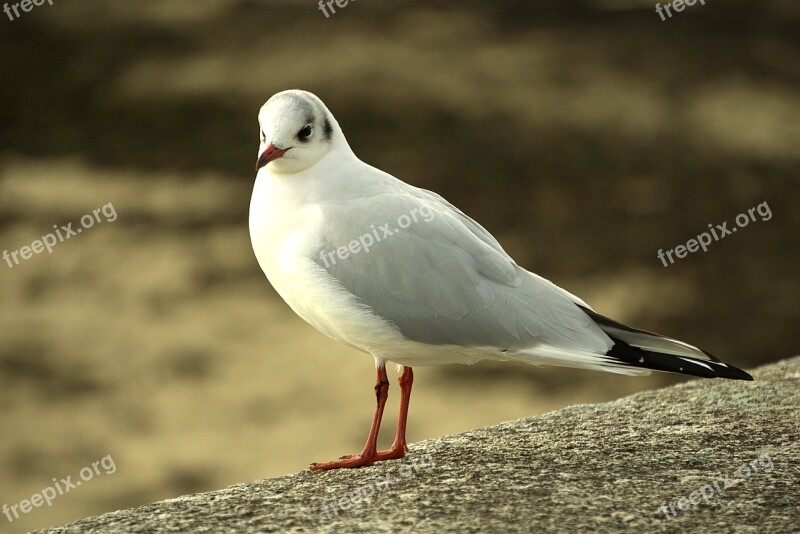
(248, 170, 404, 359)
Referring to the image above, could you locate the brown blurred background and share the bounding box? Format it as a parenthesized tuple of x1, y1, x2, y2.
(0, 0, 798, 531)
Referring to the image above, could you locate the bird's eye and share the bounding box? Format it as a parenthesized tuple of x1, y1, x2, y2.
(297, 125, 313, 142)
(260, 130, 266, 144)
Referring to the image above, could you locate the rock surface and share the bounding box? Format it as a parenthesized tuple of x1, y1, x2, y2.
(43, 357, 799, 533)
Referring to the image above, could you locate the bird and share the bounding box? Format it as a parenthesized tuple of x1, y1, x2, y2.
(248, 89, 753, 471)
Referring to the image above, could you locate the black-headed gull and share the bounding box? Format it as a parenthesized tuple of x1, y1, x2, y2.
(249, 89, 752, 471)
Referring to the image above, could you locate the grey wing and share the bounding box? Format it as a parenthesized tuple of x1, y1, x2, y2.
(314, 190, 610, 353)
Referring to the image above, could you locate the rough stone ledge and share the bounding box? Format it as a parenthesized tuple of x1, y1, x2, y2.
(42, 357, 799, 533)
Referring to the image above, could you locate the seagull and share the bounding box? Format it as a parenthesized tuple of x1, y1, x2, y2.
(249, 89, 753, 471)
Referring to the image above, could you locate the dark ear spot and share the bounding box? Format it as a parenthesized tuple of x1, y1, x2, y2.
(323, 117, 333, 141)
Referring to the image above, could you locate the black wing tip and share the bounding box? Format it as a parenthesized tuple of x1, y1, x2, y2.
(605, 339, 754, 381)
(579, 306, 754, 381)
(718, 365, 754, 381)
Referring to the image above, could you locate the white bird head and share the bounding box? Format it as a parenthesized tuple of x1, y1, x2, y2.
(256, 89, 344, 174)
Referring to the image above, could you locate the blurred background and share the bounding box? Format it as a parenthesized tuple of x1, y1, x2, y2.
(1, 0, 798, 531)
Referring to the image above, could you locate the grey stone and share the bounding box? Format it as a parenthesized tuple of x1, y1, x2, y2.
(42, 357, 800, 533)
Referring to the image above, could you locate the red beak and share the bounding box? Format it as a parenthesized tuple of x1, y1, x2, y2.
(256, 144, 288, 171)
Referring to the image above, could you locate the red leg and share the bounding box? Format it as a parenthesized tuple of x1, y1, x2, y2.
(310, 365, 391, 471)
(376, 366, 413, 460)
